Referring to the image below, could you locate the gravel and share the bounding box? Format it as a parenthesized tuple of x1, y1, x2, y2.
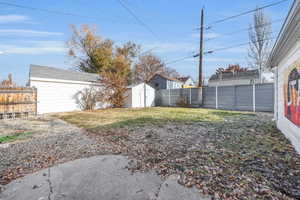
(0, 116, 112, 186)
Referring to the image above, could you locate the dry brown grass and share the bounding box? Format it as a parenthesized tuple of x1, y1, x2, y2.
(56, 107, 253, 131)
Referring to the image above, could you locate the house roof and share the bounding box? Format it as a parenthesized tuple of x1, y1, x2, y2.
(268, 0, 300, 68)
(29, 64, 100, 83)
(176, 76, 190, 83)
(209, 70, 259, 81)
(147, 73, 179, 82)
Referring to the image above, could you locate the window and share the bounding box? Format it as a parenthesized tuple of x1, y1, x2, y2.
(155, 83, 159, 87)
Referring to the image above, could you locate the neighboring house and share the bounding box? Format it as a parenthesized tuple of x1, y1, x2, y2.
(177, 76, 195, 88)
(124, 83, 155, 108)
(208, 70, 260, 86)
(147, 73, 183, 90)
(268, 0, 300, 153)
(29, 65, 105, 114)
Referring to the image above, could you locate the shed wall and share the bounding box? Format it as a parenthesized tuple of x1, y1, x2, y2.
(131, 83, 155, 108)
(30, 78, 103, 114)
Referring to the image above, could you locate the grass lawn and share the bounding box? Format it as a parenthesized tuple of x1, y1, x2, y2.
(57, 107, 254, 131)
(0, 132, 33, 144)
(58, 107, 300, 199)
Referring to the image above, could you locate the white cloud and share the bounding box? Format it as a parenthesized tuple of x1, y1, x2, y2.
(0, 51, 4, 54)
(0, 15, 30, 23)
(0, 41, 67, 55)
(144, 42, 196, 53)
(0, 29, 63, 37)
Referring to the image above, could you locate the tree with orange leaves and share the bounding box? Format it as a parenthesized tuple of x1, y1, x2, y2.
(215, 64, 248, 75)
(68, 25, 139, 107)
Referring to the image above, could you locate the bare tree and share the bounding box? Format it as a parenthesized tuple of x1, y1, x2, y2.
(133, 53, 165, 83)
(1, 74, 15, 87)
(133, 53, 180, 83)
(248, 8, 272, 83)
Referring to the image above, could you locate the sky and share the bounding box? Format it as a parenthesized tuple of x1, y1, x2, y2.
(0, 0, 294, 85)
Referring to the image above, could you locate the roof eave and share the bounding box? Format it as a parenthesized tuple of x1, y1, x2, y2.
(268, 0, 300, 68)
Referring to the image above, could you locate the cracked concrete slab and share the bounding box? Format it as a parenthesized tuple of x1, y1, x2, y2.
(0, 155, 209, 200)
(157, 175, 211, 200)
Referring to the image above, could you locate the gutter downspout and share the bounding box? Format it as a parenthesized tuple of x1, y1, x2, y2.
(273, 66, 279, 122)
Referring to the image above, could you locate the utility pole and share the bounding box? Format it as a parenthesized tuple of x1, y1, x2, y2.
(198, 8, 204, 87)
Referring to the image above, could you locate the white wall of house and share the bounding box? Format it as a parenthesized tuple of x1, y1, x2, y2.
(275, 40, 300, 153)
(184, 78, 195, 86)
(167, 80, 183, 89)
(30, 77, 103, 114)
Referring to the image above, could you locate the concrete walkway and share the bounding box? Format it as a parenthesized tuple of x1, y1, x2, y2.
(0, 155, 210, 200)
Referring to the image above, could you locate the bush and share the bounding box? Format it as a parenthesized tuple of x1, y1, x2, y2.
(74, 87, 99, 111)
(176, 97, 190, 107)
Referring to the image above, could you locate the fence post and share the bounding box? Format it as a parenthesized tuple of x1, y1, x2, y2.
(215, 86, 218, 109)
(189, 88, 192, 105)
(233, 85, 237, 110)
(168, 88, 171, 106)
(253, 84, 256, 112)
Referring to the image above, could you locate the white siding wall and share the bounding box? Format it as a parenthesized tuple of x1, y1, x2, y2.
(166, 80, 183, 89)
(275, 40, 300, 153)
(131, 83, 155, 108)
(30, 77, 103, 114)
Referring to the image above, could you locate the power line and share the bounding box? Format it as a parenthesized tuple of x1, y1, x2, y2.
(165, 55, 196, 65)
(205, 18, 284, 42)
(203, 37, 277, 54)
(0, 1, 115, 22)
(116, 0, 160, 40)
(205, 0, 290, 28)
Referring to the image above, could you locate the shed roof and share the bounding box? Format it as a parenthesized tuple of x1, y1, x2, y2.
(176, 76, 190, 83)
(29, 64, 100, 83)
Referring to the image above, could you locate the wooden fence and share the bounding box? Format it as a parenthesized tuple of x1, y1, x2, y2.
(0, 87, 37, 119)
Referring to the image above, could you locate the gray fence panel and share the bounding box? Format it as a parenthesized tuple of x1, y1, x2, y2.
(235, 85, 253, 111)
(191, 88, 200, 105)
(203, 87, 216, 108)
(255, 83, 274, 112)
(155, 88, 202, 107)
(202, 83, 274, 112)
(155, 83, 273, 112)
(217, 86, 235, 110)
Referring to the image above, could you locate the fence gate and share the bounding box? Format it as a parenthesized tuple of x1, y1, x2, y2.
(0, 87, 37, 119)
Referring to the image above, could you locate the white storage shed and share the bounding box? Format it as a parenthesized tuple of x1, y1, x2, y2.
(29, 65, 104, 114)
(124, 83, 155, 108)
